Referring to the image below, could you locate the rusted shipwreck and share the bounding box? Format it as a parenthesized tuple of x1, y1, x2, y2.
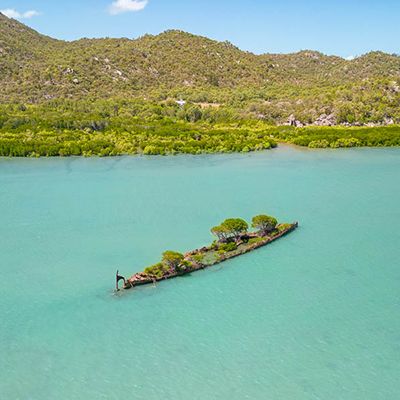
(118, 221, 298, 291)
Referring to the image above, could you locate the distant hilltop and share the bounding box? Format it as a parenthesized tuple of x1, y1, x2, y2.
(1, 12, 400, 125)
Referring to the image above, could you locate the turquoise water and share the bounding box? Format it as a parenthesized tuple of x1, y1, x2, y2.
(1, 146, 399, 399)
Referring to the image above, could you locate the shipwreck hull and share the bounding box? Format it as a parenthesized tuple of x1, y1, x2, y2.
(123, 222, 298, 290)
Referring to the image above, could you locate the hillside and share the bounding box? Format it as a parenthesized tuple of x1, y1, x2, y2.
(1, 13, 400, 126)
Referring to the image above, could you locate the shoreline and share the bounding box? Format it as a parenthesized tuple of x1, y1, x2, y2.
(1, 142, 400, 161)
(1, 125, 400, 158)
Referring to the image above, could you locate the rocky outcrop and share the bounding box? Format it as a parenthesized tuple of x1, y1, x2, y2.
(286, 114, 304, 127)
(384, 117, 394, 125)
(313, 113, 336, 126)
(281, 113, 396, 128)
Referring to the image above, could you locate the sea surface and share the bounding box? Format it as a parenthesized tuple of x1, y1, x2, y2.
(1, 146, 399, 400)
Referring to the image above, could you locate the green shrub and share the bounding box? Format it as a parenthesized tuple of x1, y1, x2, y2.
(162, 251, 184, 269)
(144, 263, 170, 278)
(176, 260, 193, 273)
(308, 139, 330, 148)
(219, 242, 237, 252)
(277, 224, 291, 232)
(248, 237, 264, 245)
(193, 253, 204, 263)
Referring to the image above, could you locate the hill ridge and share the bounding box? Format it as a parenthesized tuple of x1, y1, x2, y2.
(1, 13, 398, 59)
(1, 15, 400, 126)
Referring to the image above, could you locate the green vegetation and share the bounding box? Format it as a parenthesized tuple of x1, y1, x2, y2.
(0, 100, 279, 156)
(131, 214, 297, 283)
(144, 251, 187, 278)
(0, 123, 277, 156)
(251, 215, 278, 236)
(198, 250, 220, 266)
(0, 101, 399, 156)
(211, 225, 230, 242)
(1, 14, 400, 156)
(219, 242, 238, 252)
(211, 218, 249, 242)
(273, 126, 400, 148)
(144, 262, 170, 278)
(277, 223, 293, 232)
(2, 15, 400, 127)
(221, 219, 249, 241)
(162, 251, 184, 269)
(248, 237, 264, 245)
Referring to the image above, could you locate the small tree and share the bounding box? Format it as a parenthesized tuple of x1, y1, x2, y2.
(212, 218, 248, 242)
(251, 215, 278, 236)
(162, 251, 184, 270)
(211, 224, 229, 242)
(222, 218, 248, 241)
(144, 263, 169, 278)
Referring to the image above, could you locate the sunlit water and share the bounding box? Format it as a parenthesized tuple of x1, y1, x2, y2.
(1, 146, 399, 399)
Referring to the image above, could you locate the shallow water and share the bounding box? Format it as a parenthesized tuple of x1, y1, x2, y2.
(1, 146, 399, 399)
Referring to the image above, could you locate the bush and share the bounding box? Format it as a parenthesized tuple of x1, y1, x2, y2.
(219, 242, 237, 252)
(277, 223, 291, 232)
(308, 139, 330, 148)
(193, 253, 204, 263)
(144, 262, 170, 278)
(248, 237, 264, 245)
(176, 260, 193, 273)
(162, 251, 184, 269)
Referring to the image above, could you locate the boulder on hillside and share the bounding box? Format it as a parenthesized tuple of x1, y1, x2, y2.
(286, 114, 304, 127)
(384, 117, 394, 125)
(313, 113, 337, 126)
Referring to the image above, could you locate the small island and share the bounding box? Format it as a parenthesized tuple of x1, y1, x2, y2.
(119, 215, 298, 291)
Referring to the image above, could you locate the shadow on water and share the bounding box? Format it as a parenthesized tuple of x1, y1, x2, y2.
(102, 156, 125, 172)
(62, 155, 126, 174)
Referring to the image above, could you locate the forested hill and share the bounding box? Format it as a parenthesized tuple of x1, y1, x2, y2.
(1, 12, 400, 125)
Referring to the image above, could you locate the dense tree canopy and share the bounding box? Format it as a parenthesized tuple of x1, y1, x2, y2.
(0, 100, 398, 156)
